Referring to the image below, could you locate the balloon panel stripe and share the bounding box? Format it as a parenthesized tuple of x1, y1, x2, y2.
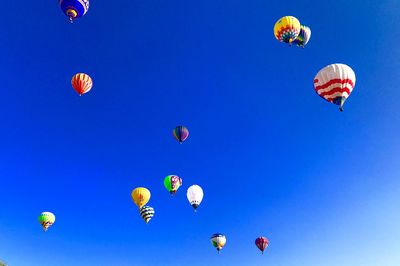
(314, 78, 355, 90)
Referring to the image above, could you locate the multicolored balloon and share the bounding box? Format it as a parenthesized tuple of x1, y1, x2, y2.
(38, 212, 56, 232)
(59, 0, 90, 22)
(314, 64, 356, 111)
(210, 233, 226, 253)
(164, 175, 182, 195)
(139, 205, 155, 224)
(292, 25, 311, 48)
(131, 187, 151, 208)
(255, 236, 269, 254)
(173, 126, 189, 144)
(274, 16, 301, 44)
(187, 185, 203, 211)
(71, 73, 93, 96)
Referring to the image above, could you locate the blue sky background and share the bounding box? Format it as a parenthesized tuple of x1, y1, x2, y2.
(0, 0, 399, 265)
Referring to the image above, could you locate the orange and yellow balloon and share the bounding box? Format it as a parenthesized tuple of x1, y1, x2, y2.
(274, 16, 301, 44)
(71, 73, 93, 96)
(131, 187, 151, 208)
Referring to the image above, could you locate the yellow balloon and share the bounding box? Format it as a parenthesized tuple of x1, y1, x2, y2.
(273, 16, 301, 44)
(131, 187, 151, 208)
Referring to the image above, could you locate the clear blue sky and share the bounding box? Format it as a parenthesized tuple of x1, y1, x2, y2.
(0, 0, 399, 265)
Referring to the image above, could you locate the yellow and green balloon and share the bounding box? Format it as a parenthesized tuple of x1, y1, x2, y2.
(38, 212, 56, 232)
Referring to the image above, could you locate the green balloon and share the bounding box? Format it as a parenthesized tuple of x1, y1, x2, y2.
(164, 175, 182, 195)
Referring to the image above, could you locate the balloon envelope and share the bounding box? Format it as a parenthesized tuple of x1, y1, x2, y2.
(38, 212, 56, 231)
(164, 175, 182, 195)
(139, 205, 155, 224)
(173, 126, 189, 143)
(187, 185, 204, 211)
(131, 187, 151, 208)
(314, 63, 356, 111)
(59, 0, 90, 21)
(71, 73, 93, 95)
(274, 16, 301, 44)
(255, 236, 269, 254)
(292, 25, 311, 47)
(210, 233, 226, 253)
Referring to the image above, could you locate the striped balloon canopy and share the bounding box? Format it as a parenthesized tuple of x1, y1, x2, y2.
(292, 25, 311, 48)
(59, 0, 90, 22)
(314, 64, 356, 111)
(274, 16, 301, 44)
(255, 236, 269, 254)
(139, 205, 155, 224)
(210, 233, 226, 253)
(71, 73, 93, 96)
(173, 126, 189, 144)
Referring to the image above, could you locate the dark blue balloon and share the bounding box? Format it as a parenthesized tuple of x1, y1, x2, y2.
(59, 0, 89, 20)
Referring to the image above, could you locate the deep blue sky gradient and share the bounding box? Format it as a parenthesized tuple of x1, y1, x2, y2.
(0, 0, 400, 265)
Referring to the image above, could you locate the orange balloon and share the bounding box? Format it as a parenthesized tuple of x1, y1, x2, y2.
(71, 73, 93, 95)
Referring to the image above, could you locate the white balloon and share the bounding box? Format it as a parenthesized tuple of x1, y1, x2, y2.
(187, 185, 204, 211)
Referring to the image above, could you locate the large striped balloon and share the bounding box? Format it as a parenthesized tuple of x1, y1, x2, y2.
(314, 64, 356, 111)
(59, 0, 90, 22)
(292, 25, 311, 48)
(71, 73, 93, 96)
(173, 126, 189, 144)
(139, 205, 155, 224)
(274, 16, 301, 44)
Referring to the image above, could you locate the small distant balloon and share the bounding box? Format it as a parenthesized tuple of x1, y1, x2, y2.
(210, 233, 226, 253)
(274, 16, 301, 44)
(164, 175, 182, 195)
(255, 236, 269, 254)
(131, 187, 151, 208)
(187, 185, 203, 211)
(71, 73, 93, 96)
(38, 212, 56, 232)
(139, 205, 155, 224)
(173, 126, 189, 144)
(314, 63, 356, 111)
(59, 0, 90, 22)
(292, 25, 311, 48)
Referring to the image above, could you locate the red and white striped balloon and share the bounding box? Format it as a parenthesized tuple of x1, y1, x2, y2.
(313, 64, 356, 111)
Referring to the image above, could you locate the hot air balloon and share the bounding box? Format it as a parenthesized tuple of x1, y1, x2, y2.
(71, 73, 93, 96)
(313, 64, 356, 111)
(173, 126, 189, 144)
(131, 187, 151, 208)
(164, 175, 182, 195)
(292, 25, 311, 48)
(38, 212, 56, 232)
(187, 185, 203, 211)
(274, 16, 301, 44)
(59, 0, 90, 22)
(210, 233, 226, 253)
(139, 205, 155, 224)
(255, 237, 269, 254)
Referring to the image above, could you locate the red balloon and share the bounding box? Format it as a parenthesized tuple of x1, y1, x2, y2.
(71, 73, 93, 95)
(255, 236, 269, 254)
